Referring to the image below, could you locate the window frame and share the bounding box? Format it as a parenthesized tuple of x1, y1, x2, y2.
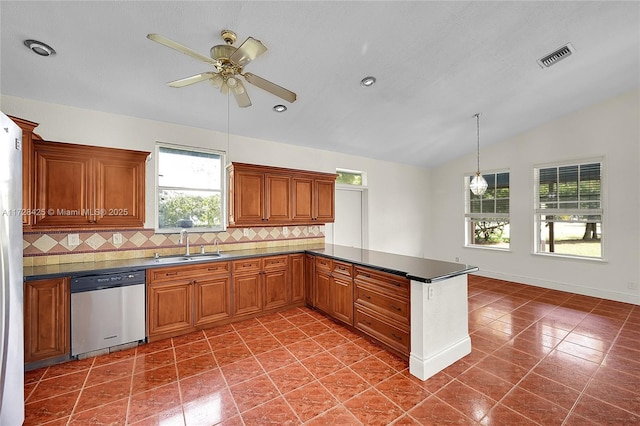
(155, 142, 226, 234)
(533, 157, 605, 261)
(336, 168, 367, 187)
(464, 169, 511, 251)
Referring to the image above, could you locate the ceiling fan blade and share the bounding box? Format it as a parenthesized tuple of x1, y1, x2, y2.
(231, 79, 252, 108)
(243, 72, 297, 103)
(168, 72, 218, 88)
(229, 37, 267, 67)
(147, 33, 216, 65)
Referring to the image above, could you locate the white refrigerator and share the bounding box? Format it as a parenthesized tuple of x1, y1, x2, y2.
(0, 112, 24, 425)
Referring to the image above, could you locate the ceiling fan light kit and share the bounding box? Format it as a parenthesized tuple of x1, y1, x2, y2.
(147, 29, 297, 108)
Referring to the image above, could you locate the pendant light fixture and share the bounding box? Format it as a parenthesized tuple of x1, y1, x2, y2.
(469, 113, 488, 196)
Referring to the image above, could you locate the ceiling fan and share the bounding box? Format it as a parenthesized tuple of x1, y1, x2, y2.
(147, 30, 297, 108)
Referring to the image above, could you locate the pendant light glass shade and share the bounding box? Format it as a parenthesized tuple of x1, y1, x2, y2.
(471, 113, 488, 196)
(470, 172, 488, 195)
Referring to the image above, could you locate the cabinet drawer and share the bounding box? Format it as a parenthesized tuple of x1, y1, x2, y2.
(354, 267, 409, 295)
(149, 261, 231, 283)
(354, 306, 410, 355)
(263, 255, 288, 270)
(315, 256, 332, 271)
(355, 283, 409, 324)
(332, 260, 353, 278)
(232, 258, 262, 274)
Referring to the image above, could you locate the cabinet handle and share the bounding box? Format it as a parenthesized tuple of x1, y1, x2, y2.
(361, 273, 371, 278)
(390, 304, 402, 312)
(192, 279, 197, 284)
(165, 272, 178, 276)
(362, 294, 372, 300)
(243, 263, 252, 268)
(363, 320, 372, 326)
(208, 267, 219, 271)
(391, 333, 403, 341)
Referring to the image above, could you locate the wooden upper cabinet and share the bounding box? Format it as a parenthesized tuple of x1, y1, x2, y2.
(314, 178, 336, 223)
(228, 162, 336, 227)
(9, 116, 43, 227)
(30, 140, 148, 230)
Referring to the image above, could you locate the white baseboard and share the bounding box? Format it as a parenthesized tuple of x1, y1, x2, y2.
(474, 269, 640, 305)
(409, 335, 471, 381)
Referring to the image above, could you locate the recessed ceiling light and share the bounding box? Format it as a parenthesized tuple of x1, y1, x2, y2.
(273, 105, 287, 112)
(360, 76, 376, 87)
(23, 39, 56, 57)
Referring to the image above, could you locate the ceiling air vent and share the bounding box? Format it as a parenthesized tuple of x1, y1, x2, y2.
(537, 43, 575, 68)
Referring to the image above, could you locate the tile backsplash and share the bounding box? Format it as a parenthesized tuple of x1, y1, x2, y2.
(23, 226, 324, 266)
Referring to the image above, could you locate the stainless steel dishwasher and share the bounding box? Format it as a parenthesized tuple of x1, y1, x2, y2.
(70, 270, 146, 357)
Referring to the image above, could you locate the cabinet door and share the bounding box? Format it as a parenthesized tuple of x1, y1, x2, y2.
(233, 273, 262, 316)
(290, 254, 305, 304)
(33, 145, 93, 227)
(24, 277, 70, 363)
(291, 176, 314, 222)
(234, 170, 265, 224)
(332, 275, 353, 325)
(148, 281, 193, 337)
(94, 153, 146, 227)
(265, 174, 291, 223)
(304, 254, 315, 306)
(263, 269, 288, 311)
(315, 178, 335, 223)
(194, 277, 231, 326)
(314, 270, 332, 314)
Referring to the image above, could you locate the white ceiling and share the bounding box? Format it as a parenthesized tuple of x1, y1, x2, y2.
(1, 1, 638, 168)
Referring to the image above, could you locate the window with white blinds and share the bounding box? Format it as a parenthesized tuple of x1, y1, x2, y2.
(465, 171, 510, 249)
(534, 159, 603, 259)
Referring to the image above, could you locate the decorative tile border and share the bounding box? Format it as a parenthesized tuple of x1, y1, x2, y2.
(23, 226, 325, 265)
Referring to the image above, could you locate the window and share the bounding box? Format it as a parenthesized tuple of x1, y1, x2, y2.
(336, 169, 365, 186)
(465, 171, 510, 249)
(156, 144, 225, 232)
(534, 159, 603, 259)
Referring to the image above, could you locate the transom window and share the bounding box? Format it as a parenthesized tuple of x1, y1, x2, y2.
(156, 144, 225, 232)
(465, 171, 510, 249)
(534, 159, 603, 259)
(336, 169, 365, 186)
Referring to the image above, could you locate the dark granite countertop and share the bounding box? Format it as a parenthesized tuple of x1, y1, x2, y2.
(24, 243, 477, 283)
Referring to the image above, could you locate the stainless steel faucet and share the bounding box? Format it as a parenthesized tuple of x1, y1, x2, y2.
(180, 229, 190, 256)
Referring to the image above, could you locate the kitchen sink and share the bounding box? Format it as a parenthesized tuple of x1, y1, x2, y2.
(151, 253, 223, 264)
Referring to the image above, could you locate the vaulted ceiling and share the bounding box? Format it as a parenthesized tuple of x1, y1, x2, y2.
(1, 1, 638, 168)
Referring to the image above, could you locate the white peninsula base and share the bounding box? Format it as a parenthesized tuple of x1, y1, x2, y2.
(409, 274, 471, 380)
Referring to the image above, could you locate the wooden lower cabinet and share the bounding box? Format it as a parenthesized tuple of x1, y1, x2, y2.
(147, 261, 231, 340)
(354, 266, 410, 356)
(304, 254, 315, 306)
(233, 272, 262, 316)
(313, 257, 353, 326)
(194, 277, 231, 326)
(290, 254, 305, 304)
(232, 255, 289, 317)
(147, 281, 193, 337)
(24, 277, 70, 363)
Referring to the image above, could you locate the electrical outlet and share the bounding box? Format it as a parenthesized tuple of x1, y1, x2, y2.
(427, 285, 435, 300)
(68, 233, 80, 246)
(282, 227, 289, 236)
(113, 233, 123, 245)
(243, 228, 250, 237)
(455, 257, 460, 263)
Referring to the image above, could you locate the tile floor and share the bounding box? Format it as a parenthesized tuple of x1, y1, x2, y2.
(24, 275, 640, 425)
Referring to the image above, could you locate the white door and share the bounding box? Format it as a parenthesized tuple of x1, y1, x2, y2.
(330, 187, 366, 248)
